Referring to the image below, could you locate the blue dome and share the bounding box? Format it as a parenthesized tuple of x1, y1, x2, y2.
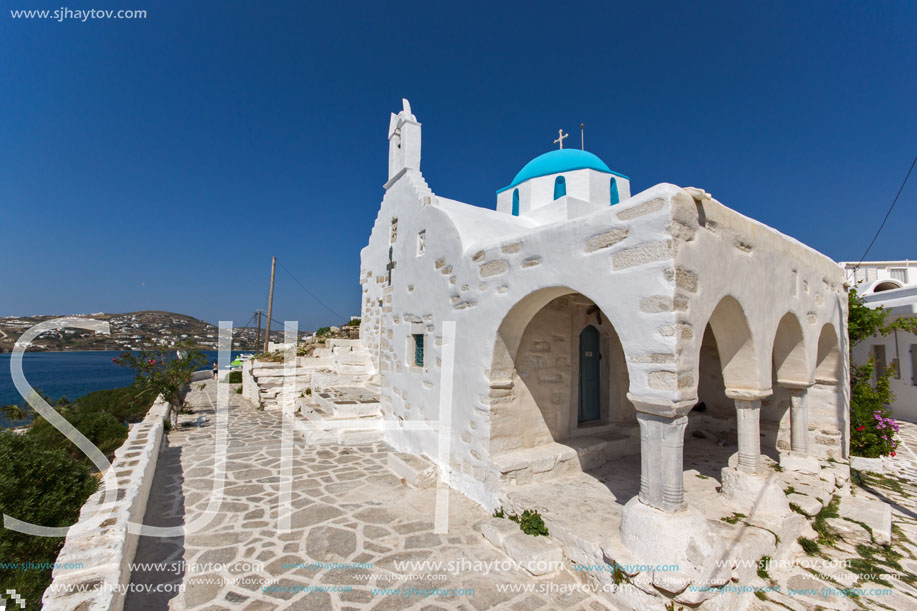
(498, 149, 626, 193)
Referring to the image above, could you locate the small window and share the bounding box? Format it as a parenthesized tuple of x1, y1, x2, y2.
(553, 176, 566, 200)
(417, 230, 425, 256)
(512, 189, 520, 216)
(610, 177, 619, 205)
(413, 334, 424, 367)
(890, 268, 908, 283)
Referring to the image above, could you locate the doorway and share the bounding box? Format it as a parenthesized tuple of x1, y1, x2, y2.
(579, 325, 601, 422)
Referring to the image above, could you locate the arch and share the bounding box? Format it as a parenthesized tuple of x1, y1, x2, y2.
(489, 287, 633, 454)
(814, 323, 843, 383)
(609, 177, 619, 205)
(772, 312, 809, 385)
(704, 296, 759, 390)
(553, 175, 566, 200)
(873, 281, 901, 292)
(511, 189, 520, 216)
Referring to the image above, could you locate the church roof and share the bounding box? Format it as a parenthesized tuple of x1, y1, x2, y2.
(498, 149, 628, 193)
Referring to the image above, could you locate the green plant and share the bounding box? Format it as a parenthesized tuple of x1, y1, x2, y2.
(113, 342, 207, 427)
(235, 386, 243, 394)
(798, 537, 819, 555)
(608, 560, 626, 585)
(850, 360, 899, 457)
(695, 473, 709, 479)
(345, 318, 361, 327)
(847, 289, 916, 457)
(493, 507, 549, 536)
(721, 512, 746, 525)
(0, 433, 98, 607)
(28, 409, 127, 461)
(789, 502, 806, 515)
(513, 509, 549, 537)
(228, 371, 242, 384)
(812, 496, 840, 546)
(757, 556, 771, 579)
(163, 417, 172, 432)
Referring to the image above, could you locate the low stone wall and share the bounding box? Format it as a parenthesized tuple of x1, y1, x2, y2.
(41, 398, 170, 610)
(190, 369, 212, 382)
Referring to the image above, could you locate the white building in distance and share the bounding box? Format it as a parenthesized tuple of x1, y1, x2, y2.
(848, 269, 917, 422)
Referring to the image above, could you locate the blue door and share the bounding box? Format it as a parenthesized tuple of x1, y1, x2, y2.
(578, 325, 601, 422)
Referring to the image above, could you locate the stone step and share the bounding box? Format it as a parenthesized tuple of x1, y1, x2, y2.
(292, 413, 383, 445)
(311, 370, 373, 390)
(304, 393, 380, 419)
(387, 452, 437, 488)
(327, 338, 364, 350)
(495, 432, 638, 486)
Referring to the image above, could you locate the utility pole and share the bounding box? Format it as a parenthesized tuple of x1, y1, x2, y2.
(254, 310, 262, 351)
(264, 257, 276, 354)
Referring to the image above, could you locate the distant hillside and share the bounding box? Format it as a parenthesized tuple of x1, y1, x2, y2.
(0, 311, 300, 352)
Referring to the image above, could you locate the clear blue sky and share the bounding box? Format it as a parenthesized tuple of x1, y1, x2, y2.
(1, 1, 914, 331)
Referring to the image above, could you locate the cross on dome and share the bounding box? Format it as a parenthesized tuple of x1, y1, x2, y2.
(554, 129, 568, 150)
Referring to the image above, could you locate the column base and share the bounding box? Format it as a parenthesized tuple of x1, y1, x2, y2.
(720, 466, 790, 516)
(779, 451, 821, 474)
(620, 497, 731, 605)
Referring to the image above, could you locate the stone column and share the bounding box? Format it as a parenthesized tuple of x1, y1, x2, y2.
(636, 411, 689, 513)
(735, 399, 761, 473)
(788, 388, 809, 455)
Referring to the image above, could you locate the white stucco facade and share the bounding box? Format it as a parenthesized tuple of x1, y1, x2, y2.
(359, 100, 850, 517)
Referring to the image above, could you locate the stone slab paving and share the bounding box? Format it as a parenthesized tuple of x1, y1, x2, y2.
(127, 380, 616, 611)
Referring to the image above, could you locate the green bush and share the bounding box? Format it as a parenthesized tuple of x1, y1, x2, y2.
(228, 371, 242, 384)
(74, 384, 157, 424)
(0, 433, 98, 607)
(28, 410, 127, 461)
(850, 360, 899, 458)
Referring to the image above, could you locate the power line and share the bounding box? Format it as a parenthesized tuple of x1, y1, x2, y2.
(275, 259, 348, 322)
(854, 156, 916, 271)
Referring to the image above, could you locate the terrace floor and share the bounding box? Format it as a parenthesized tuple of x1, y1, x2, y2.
(126, 379, 615, 611)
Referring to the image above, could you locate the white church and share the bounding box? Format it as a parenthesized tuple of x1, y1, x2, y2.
(247, 99, 852, 608)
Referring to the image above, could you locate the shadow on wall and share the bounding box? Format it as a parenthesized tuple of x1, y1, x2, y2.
(124, 438, 186, 610)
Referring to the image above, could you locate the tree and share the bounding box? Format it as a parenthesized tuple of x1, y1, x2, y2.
(847, 289, 917, 457)
(113, 342, 207, 427)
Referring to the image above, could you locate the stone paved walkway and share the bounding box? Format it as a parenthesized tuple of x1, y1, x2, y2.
(127, 379, 615, 611)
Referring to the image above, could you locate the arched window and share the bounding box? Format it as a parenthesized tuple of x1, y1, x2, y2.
(610, 177, 619, 205)
(512, 189, 520, 216)
(553, 176, 566, 200)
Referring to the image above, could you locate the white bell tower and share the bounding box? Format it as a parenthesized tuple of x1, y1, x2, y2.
(387, 98, 421, 184)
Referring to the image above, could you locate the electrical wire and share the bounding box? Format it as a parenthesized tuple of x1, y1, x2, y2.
(853, 156, 916, 274)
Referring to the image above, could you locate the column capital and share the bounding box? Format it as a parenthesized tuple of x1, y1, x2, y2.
(627, 393, 696, 419)
(778, 379, 815, 391)
(724, 387, 772, 401)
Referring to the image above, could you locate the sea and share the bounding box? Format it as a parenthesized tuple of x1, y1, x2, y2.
(0, 350, 243, 427)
